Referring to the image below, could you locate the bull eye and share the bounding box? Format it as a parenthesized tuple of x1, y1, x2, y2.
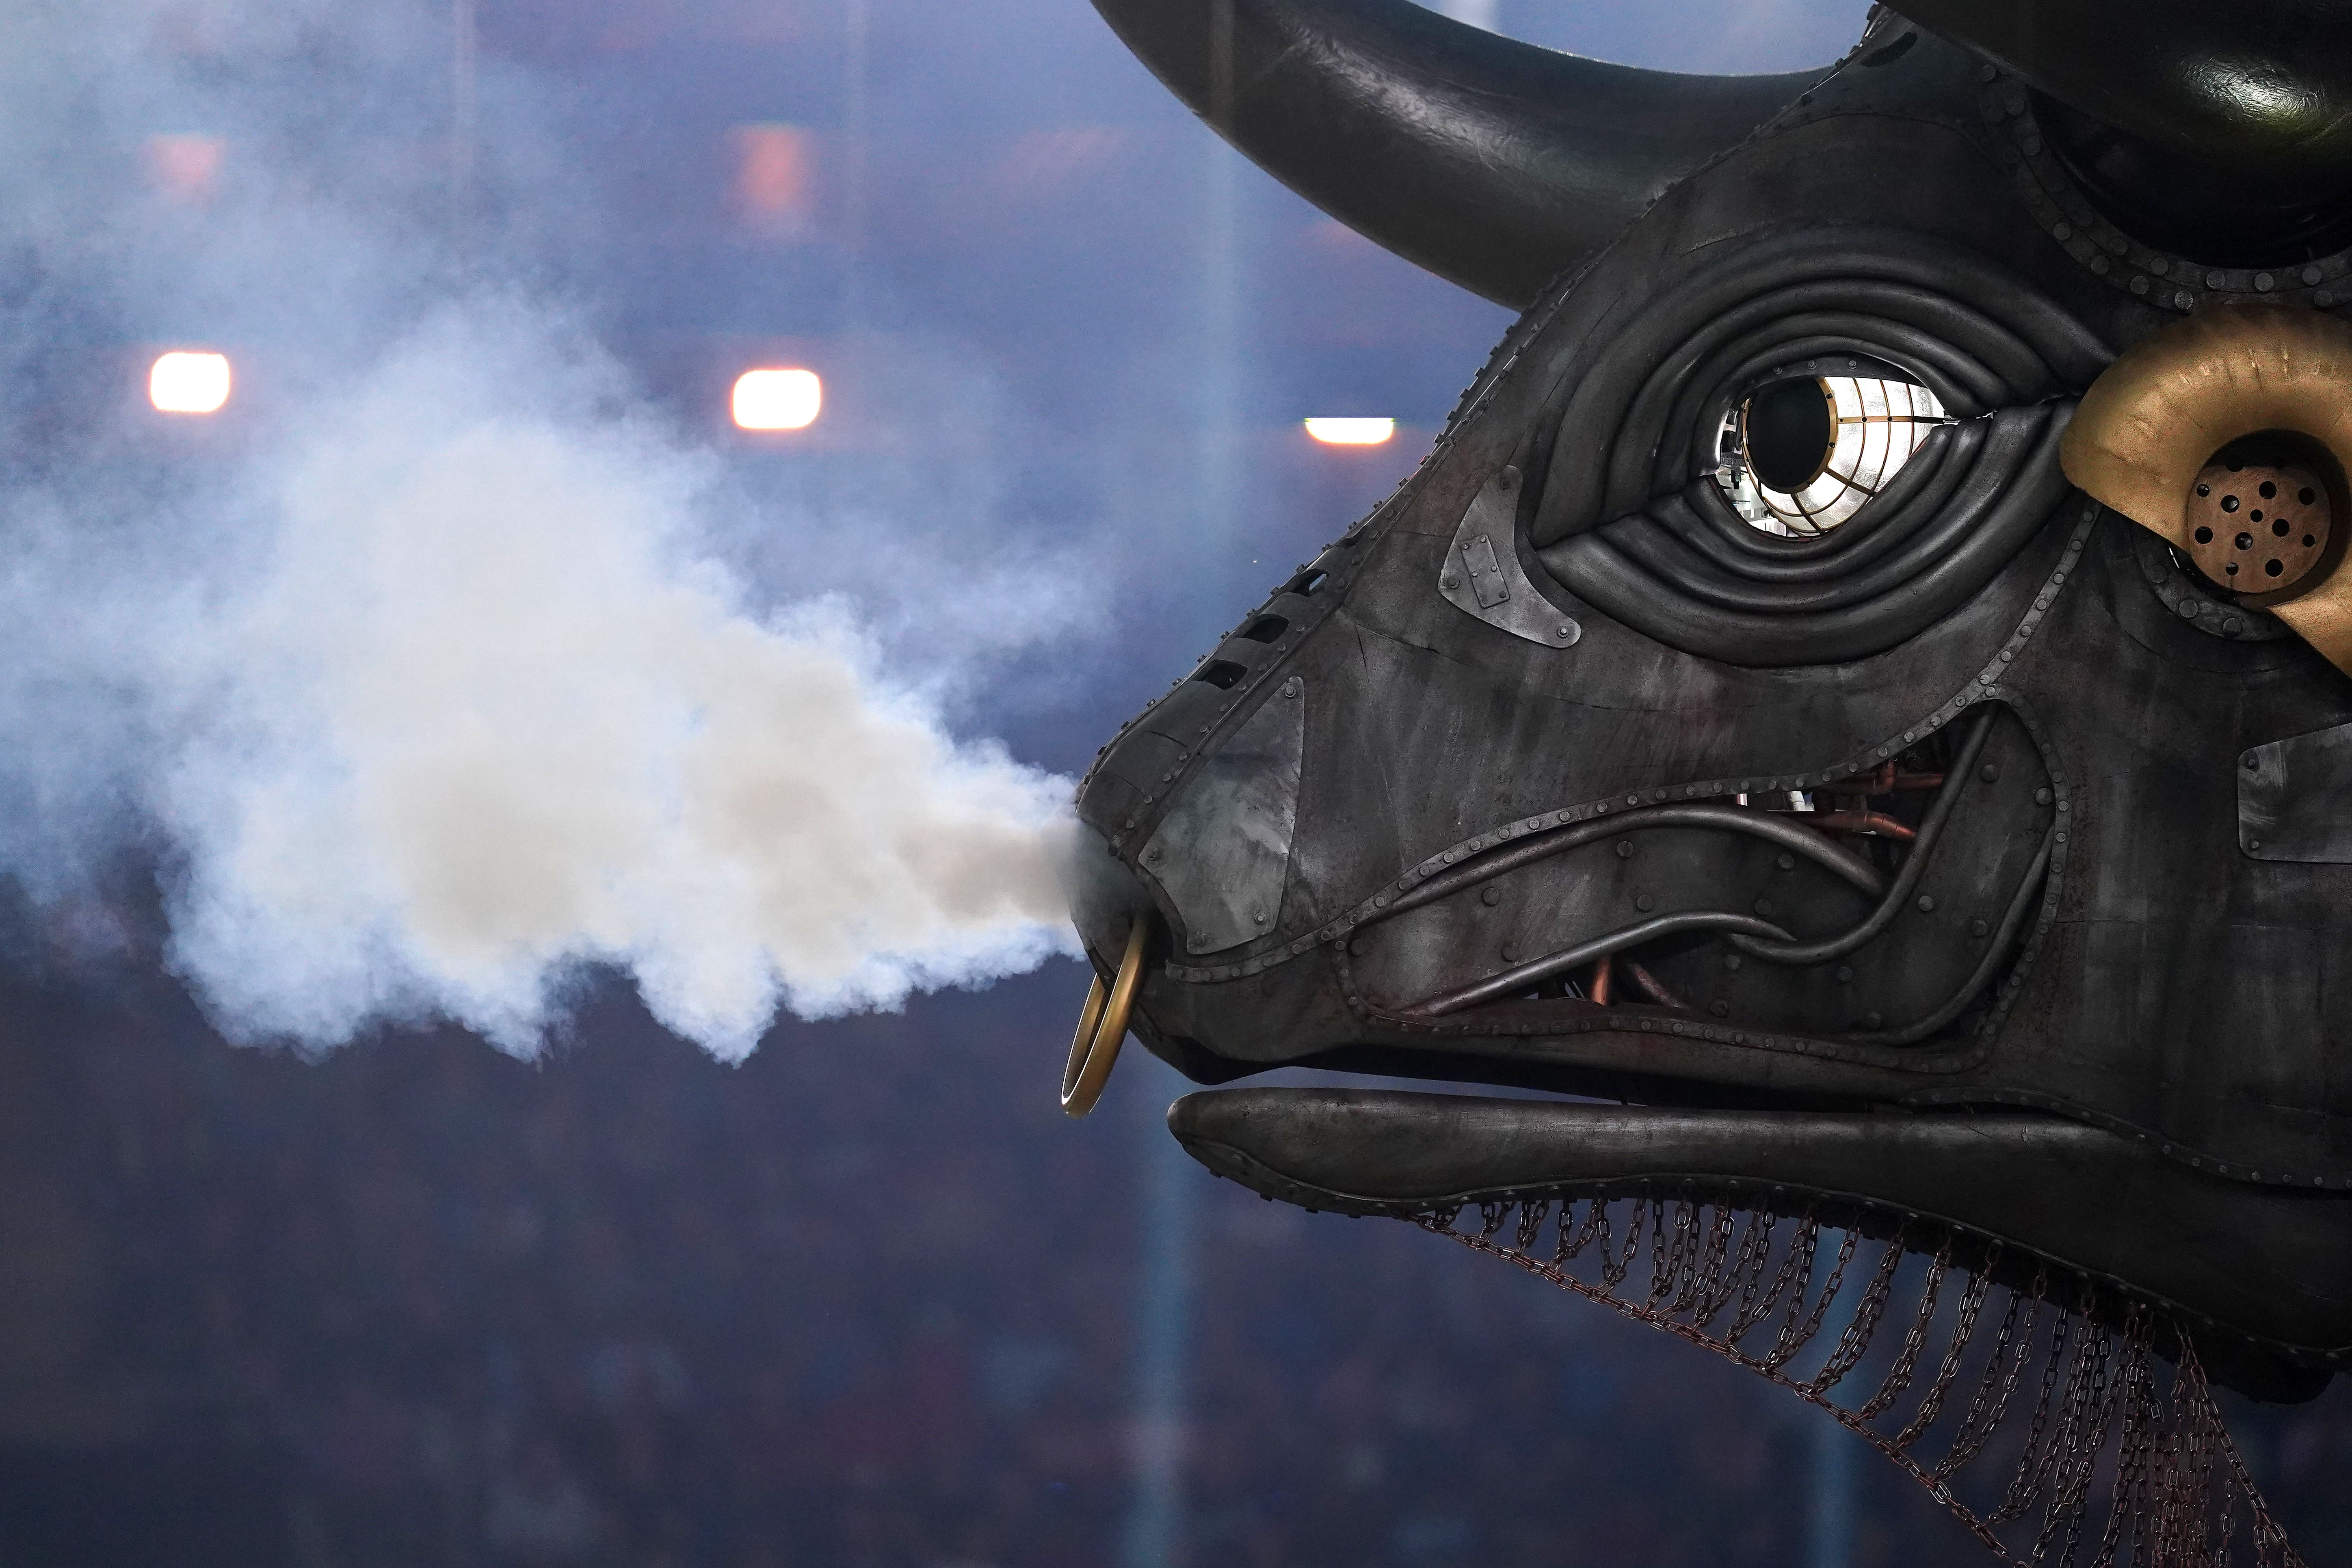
(1715, 374, 1949, 537)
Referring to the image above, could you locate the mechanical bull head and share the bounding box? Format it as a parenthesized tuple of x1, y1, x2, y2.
(1063, 1, 2352, 1558)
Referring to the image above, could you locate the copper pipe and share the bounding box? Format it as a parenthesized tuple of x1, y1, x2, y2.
(1588, 953, 1614, 1006)
(1807, 810, 1917, 841)
(1623, 960, 1685, 1010)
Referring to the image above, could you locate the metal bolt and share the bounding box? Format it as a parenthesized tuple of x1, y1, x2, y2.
(2249, 838, 2263, 852)
(1252, 909, 1268, 925)
(1480, 887, 1501, 907)
(1280, 677, 1302, 699)
(1916, 894, 1936, 913)
(2244, 755, 2260, 770)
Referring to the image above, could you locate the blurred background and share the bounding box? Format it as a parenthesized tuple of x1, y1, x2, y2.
(4, 0, 2352, 1565)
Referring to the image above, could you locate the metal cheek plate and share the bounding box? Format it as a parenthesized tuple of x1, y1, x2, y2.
(1140, 677, 1307, 954)
(2240, 722, 2352, 861)
(1438, 465, 1582, 648)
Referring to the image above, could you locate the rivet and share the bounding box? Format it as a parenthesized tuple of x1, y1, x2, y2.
(2304, 265, 2326, 287)
(2244, 754, 2260, 770)
(1834, 965, 1854, 984)
(1862, 1011, 1883, 1029)
(1616, 841, 1634, 859)
(1754, 897, 1775, 917)
(1725, 954, 1744, 971)
(1709, 1000, 1731, 1017)
(1636, 894, 1655, 913)
(1480, 887, 1501, 906)
(1501, 942, 1518, 962)
(1970, 918, 1989, 938)
(2205, 270, 2226, 289)
(1980, 763, 1999, 783)
(2250, 838, 2263, 851)
(1916, 895, 1936, 913)
(2255, 272, 2275, 292)
(1776, 852, 1795, 870)
(2129, 276, 2149, 295)
(2175, 290, 2196, 310)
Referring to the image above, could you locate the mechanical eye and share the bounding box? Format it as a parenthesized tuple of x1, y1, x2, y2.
(1715, 374, 1949, 536)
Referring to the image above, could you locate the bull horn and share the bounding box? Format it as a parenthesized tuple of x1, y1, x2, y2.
(1087, 0, 1827, 309)
(1889, 0, 2352, 218)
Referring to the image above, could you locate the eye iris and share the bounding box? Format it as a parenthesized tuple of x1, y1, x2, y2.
(1742, 379, 1835, 492)
(1716, 373, 1949, 538)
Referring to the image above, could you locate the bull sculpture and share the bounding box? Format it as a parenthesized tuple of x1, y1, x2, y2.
(1061, 1, 2352, 1562)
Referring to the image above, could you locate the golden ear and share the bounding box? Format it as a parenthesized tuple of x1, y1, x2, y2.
(2062, 304, 2352, 673)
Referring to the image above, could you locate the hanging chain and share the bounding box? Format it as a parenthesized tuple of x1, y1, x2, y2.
(1416, 1196, 2304, 1568)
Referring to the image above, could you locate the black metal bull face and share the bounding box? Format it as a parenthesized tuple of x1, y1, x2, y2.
(1065, 2, 2352, 1557)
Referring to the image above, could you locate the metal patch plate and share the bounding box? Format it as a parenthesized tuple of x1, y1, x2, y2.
(2240, 722, 2352, 862)
(1141, 679, 1307, 953)
(1439, 466, 1582, 648)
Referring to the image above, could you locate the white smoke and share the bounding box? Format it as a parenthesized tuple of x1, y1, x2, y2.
(0, 1, 1084, 1057)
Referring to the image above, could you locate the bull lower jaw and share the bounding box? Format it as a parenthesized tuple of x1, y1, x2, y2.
(1166, 1087, 2352, 1378)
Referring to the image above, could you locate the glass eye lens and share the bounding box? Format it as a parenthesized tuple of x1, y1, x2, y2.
(1715, 374, 1949, 537)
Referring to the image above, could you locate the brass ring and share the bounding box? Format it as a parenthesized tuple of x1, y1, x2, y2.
(1061, 915, 1150, 1117)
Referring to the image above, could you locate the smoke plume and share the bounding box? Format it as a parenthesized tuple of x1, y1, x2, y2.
(0, 0, 1081, 1057)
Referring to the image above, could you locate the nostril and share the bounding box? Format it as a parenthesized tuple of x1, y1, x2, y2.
(1238, 614, 1288, 643)
(1193, 660, 1247, 689)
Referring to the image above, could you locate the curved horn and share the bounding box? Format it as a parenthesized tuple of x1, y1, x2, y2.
(1088, 0, 1827, 309)
(1889, 0, 2352, 192)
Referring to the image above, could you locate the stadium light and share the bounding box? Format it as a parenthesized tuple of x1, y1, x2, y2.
(1304, 417, 1394, 446)
(731, 368, 822, 431)
(149, 351, 232, 415)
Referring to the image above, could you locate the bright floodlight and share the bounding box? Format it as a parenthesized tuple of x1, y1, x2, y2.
(149, 351, 232, 415)
(732, 368, 822, 431)
(1304, 417, 1394, 446)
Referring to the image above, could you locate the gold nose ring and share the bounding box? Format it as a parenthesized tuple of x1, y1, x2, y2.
(1061, 914, 1151, 1117)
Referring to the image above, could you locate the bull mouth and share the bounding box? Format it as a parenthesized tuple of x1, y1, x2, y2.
(1167, 1084, 2335, 1559)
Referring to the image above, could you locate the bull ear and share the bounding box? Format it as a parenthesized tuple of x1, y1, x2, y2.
(1889, 0, 2352, 202)
(1087, 0, 1826, 310)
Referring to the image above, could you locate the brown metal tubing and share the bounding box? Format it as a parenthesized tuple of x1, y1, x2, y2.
(1846, 828, 2055, 1047)
(1728, 709, 1995, 967)
(1807, 810, 1918, 840)
(1411, 911, 1795, 1018)
(1588, 953, 1615, 1005)
(1370, 800, 1886, 930)
(1622, 959, 1685, 1009)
